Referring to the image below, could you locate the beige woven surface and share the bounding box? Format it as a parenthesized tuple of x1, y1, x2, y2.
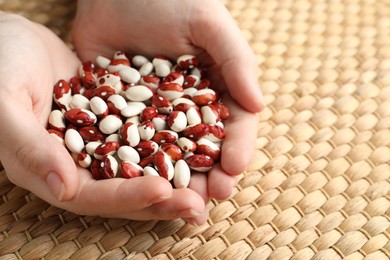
(1, 0, 390, 259)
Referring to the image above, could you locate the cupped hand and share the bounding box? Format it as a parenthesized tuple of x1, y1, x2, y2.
(0, 12, 208, 225)
(72, 0, 264, 203)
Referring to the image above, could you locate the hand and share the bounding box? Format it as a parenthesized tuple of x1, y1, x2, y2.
(72, 0, 264, 205)
(0, 12, 207, 226)
(72, 0, 264, 215)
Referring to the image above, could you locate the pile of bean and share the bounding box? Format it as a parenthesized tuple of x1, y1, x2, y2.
(48, 51, 229, 188)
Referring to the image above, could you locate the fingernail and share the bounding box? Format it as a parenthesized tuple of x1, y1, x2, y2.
(148, 194, 172, 205)
(179, 209, 203, 218)
(46, 172, 65, 201)
(186, 218, 199, 227)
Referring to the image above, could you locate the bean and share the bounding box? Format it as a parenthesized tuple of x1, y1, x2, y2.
(49, 52, 230, 186)
(64, 129, 84, 153)
(99, 114, 123, 134)
(173, 159, 191, 188)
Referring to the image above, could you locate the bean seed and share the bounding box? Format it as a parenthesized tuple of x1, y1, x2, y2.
(64, 129, 84, 153)
(173, 159, 191, 188)
(49, 52, 230, 186)
(99, 114, 123, 134)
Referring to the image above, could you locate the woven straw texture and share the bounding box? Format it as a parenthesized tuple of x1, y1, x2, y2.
(1, 0, 390, 259)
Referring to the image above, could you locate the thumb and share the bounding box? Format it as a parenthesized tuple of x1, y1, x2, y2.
(192, 2, 264, 113)
(0, 99, 79, 202)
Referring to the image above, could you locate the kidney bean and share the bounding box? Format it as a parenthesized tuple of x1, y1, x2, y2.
(95, 55, 111, 69)
(65, 108, 97, 126)
(64, 128, 84, 153)
(85, 141, 102, 156)
(77, 152, 92, 168)
(49, 110, 66, 132)
(119, 67, 141, 84)
(135, 140, 159, 157)
(152, 114, 168, 131)
(197, 79, 211, 90)
(79, 61, 96, 87)
(119, 122, 140, 147)
(117, 145, 140, 164)
(79, 126, 105, 142)
(215, 102, 230, 120)
(162, 72, 184, 86)
(107, 51, 131, 72)
(167, 111, 187, 132)
(93, 85, 116, 100)
(176, 137, 197, 153)
(138, 121, 155, 141)
(121, 103, 143, 118)
(50, 52, 231, 186)
(186, 107, 202, 126)
(90, 158, 102, 180)
(205, 124, 225, 142)
(157, 83, 184, 101)
(173, 159, 191, 188)
(196, 138, 221, 162)
(69, 76, 83, 95)
(100, 155, 119, 179)
(140, 106, 158, 121)
(139, 75, 160, 89)
(99, 114, 123, 135)
(160, 143, 183, 162)
(107, 94, 127, 115)
(151, 94, 173, 114)
(143, 166, 159, 177)
(185, 154, 214, 172)
(132, 55, 149, 67)
(94, 141, 120, 160)
(139, 62, 154, 76)
(105, 133, 121, 143)
(96, 73, 121, 89)
(183, 74, 200, 89)
(139, 156, 154, 168)
(53, 79, 72, 111)
(90, 96, 109, 118)
(182, 124, 209, 140)
(153, 151, 174, 180)
(120, 161, 143, 178)
(201, 104, 220, 124)
(70, 94, 91, 110)
(152, 130, 179, 144)
(192, 88, 217, 105)
(172, 98, 197, 112)
(177, 54, 199, 69)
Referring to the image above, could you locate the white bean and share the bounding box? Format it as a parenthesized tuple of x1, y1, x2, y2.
(65, 129, 84, 153)
(173, 159, 191, 188)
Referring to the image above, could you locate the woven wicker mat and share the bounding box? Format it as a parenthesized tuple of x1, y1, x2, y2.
(1, 0, 390, 259)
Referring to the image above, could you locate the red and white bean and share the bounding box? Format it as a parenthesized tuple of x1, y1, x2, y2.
(48, 52, 230, 184)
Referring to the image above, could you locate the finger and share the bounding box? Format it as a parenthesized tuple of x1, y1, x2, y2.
(148, 188, 206, 219)
(102, 187, 206, 221)
(71, 174, 173, 215)
(220, 95, 259, 175)
(208, 164, 238, 200)
(188, 172, 209, 202)
(183, 209, 210, 226)
(190, 1, 264, 113)
(0, 99, 79, 202)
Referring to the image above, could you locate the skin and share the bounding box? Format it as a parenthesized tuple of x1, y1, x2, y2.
(0, 13, 206, 225)
(72, 0, 264, 223)
(0, 0, 264, 226)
